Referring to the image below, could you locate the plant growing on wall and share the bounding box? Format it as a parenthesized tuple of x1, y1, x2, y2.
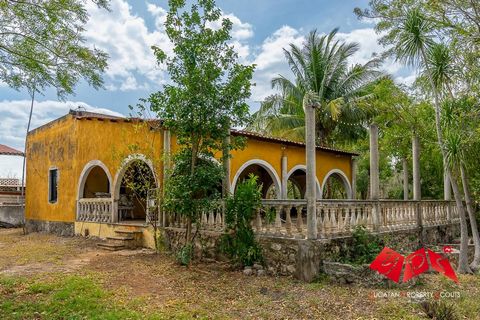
(138, 0, 255, 259)
(221, 174, 263, 266)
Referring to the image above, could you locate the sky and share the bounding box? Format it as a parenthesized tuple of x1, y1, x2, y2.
(0, 0, 416, 178)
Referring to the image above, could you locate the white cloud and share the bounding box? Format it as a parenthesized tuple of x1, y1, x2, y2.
(0, 99, 122, 178)
(84, 0, 171, 91)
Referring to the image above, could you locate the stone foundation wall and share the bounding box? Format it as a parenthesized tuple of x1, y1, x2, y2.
(25, 219, 74, 237)
(163, 227, 225, 260)
(162, 224, 460, 282)
(259, 224, 460, 282)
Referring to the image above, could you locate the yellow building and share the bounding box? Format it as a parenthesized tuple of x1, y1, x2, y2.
(25, 110, 357, 245)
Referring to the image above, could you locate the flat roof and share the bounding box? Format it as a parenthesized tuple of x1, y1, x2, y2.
(29, 110, 359, 156)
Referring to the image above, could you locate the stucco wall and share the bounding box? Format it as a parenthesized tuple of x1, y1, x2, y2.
(25, 113, 353, 227)
(0, 205, 24, 226)
(25, 115, 77, 223)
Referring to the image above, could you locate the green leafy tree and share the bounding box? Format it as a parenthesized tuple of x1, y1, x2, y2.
(221, 174, 263, 266)
(249, 29, 381, 146)
(1, 0, 109, 207)
(141, 0, 255, 252)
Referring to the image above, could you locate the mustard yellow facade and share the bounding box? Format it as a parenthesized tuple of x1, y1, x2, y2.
(25, 110, 357, 235)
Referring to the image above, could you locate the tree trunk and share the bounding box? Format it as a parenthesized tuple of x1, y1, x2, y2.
(420, 47, 471, 274)
(461, 165, 480, 270)
(402, 157, 409, 200)
(21, 91, 35, 231)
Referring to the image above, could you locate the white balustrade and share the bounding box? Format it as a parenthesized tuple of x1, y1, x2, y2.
(77, 198, 112, 223)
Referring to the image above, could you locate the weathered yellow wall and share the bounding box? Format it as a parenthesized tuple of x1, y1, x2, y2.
(26, 117, 164, 223)
(229, 138, 352, 190)
(26, 114, 353, 225)
(26, 115, 77, 222)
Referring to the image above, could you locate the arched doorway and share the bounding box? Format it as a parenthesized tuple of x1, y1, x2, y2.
(113, 155, 158, 223)
(77, 160, 113, 200)
(76, 160, 113, 222)
(231, 159, 281, 199)
(285, 165, 321, 199)
(320, 169, 352, 199)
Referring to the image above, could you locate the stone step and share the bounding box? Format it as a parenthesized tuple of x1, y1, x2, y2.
(106, 235, 134, 241)
(97, 242, 125, 251)
(114, 229, 143, 235)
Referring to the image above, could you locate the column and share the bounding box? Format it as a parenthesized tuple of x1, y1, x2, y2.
(402, 157, 409, 200)
(162, 129, 171, 226)
(351, 158, 357, 200)
(412, 134, 421, 201)
(222, 134, 231, 198)
(281, 150, 288, 199)
(369, 123, 380, 228)
(304, 103, 317, 240)
(369, 124, 380, 200)
(412, 133, 422, 230)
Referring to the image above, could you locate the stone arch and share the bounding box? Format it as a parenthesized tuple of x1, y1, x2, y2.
(285, 164, 321, 198)
(112, 154, 158, 201)
(320, 169, 353, 199)
(77, 160, 113, 201)
(231, 159, 282, 199)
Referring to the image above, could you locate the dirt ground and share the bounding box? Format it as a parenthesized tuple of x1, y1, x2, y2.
(0, 228, 479, 319)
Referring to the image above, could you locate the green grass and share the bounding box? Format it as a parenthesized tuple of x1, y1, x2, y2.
(0, 275, 162, 320)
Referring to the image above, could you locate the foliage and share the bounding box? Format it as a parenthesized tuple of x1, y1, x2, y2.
(163, 149, 224, 222)
(249, 29, 381, 145)
(340, 225, 383, 265)
(221, 174, 263, 266)
(176, 243, 194, 266)
(420, 300, 458, 320)
(0, 0, 108, 97)
(138, 0, 254, 244)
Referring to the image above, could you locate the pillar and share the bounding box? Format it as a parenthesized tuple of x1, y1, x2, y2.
(162, 129, 171, 226)
(402, 157, 409, 200)
(369, 123, 380, 229)
(369, 124, 380, 200)
(222, 135, 231, 198)
(351, 158, 357, 200)
(281, 150, 288, 199)
(412, 134, 421, 201)
(304, 103, 317, 240)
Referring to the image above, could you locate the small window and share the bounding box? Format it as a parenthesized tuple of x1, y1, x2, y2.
(49, 169, 58, 203)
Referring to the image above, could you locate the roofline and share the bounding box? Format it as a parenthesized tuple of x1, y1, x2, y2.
(230, 130, 359, 156)
(26, 111, 359, 157)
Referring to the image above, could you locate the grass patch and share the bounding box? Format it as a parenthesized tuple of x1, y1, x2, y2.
(0, 274, 160, 320)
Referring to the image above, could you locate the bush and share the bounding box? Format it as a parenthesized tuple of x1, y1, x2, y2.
(176, 243, 193, 266)
(420, 300, 458, 320)
(220, 174, 263, 266)
(340, 225, 383, 265)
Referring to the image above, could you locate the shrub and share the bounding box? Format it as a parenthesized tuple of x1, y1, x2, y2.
(220, 174, 263, 266)
(420, 300, 458, 320)
(340, 225, 383, 265)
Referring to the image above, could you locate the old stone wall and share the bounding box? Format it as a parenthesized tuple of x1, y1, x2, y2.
(25, 219, 74, 237)
(259, 224, 460, 282)
(163, 227, 225, 260)
(0, 205, 24, 227)
(162, 224, 460, 282)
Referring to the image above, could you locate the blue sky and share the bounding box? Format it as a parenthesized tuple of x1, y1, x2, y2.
(0, 0, 415, 177)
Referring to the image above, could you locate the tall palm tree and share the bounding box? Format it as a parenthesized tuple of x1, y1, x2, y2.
(250, 29, 382, 146)
(392, 8, 471, 273)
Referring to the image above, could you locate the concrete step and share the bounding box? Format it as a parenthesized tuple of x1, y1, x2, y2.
(114, 229, 143, 235)
(97, 242, 125, 251)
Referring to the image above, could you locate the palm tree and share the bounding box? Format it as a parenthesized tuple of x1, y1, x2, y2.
(250, 29, 381, 146)
(392, 8, 471, 273)
(443, 98, 480, 271)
